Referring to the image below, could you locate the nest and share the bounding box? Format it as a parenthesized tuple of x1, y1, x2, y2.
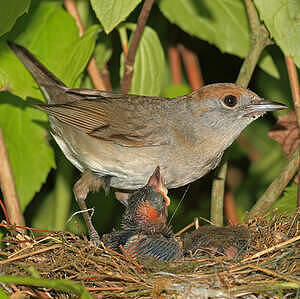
(0, 212, 299, 298)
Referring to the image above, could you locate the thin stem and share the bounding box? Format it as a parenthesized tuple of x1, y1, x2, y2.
(168, 46, 182, 85)
(210, 0, 272, 225)
(178, 44, 204, 90)
(64, 0, 107, 90)
(118, 27, 129, 56)
(285, 56, 300, 208)
(101, 64, 112, 91)
(0, 128, 25, 227)
(211, 161, 227, 226)
(246, 147, 300, 219)
(121, 0, 155, 93)
(87, 59, 107, 90)
(224, 191, 239, 225)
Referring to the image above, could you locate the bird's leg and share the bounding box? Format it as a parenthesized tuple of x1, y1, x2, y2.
(73, 171, 111, 244)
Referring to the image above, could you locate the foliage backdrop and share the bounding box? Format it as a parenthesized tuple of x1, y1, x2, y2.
(0, 0, 299, 234)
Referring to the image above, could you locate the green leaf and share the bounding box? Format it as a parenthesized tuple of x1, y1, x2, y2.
(0, 1, 78, 99)
(0, 0, 30, 37)
(0, 276, 94, 299)
(91, 0, 142, 34)
(0, 1, 98, 210)
(158, 0, 279, 78)
(272, 185, 297, 215)
(94, 33, 112, 71)
(259, 50, 280, 79)
(234, 120, 285, 214)
(254, 0, 300, 68)
(120, 24, 166, 96)
(245, 120, 285, 185)
(0, 288, 9, 299)
(80, 32, 112, 89)
(0, 93, 55, 211)
(31, 153, 73, 231)
(56, 24, 100, 86)
(9, 1, 78, 80)
(162, 83, 191, 98)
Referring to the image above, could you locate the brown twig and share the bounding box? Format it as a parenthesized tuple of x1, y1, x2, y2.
(168, 46, 182, 85)
(121, 0, 155, 93)
(101, 64, 112, 91)
(64, 0, 107, 90)
(0, 223, 58, 233)
(285, 56, 300, 207)
(0, 244, 61, 265)
(178, 44, 204, 90)
(247, 265, 300, 285)
(174, 219, 197, 236)
(0, 128, 25, 227)
(211, 0, 272, 224)
(0, 197, 9, 223)
(242, 235, 300, 262)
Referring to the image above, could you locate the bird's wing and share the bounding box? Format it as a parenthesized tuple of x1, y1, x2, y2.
(34, 97, 170, 147)
(131, 235, 182, 261)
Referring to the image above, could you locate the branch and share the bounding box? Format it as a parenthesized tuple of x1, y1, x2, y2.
(237, 0, 272, 87)
(64, 0, 107, 90)
(0, 128, 25, 227)
(211, 161, 227, 226)
(121, 0, 155, 93)
(285, 56, 300, 207)
(210, 0, 272, 225)
(246, 147, 300, 219)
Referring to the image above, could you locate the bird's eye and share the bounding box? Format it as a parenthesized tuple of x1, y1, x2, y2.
(223, 95, 238, 107)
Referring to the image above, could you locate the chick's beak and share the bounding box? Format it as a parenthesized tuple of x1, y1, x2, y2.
(243, 100, 287, 117)
(148, 166, 170, 207)
(159, 178, 170, 207)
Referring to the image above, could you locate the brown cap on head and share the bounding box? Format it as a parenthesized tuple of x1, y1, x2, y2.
(190, 83, 258, 102)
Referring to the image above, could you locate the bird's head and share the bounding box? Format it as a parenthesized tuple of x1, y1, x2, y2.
(189, 83, 287, 146)
(121, 166, 170, 232)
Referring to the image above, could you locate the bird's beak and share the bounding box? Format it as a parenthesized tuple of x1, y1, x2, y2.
(243, 100, 287, 117)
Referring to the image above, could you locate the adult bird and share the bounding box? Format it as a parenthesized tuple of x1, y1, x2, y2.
(8, 41, 287, 242)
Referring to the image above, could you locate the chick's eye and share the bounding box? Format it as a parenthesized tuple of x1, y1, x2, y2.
(223, 95, 238, 107)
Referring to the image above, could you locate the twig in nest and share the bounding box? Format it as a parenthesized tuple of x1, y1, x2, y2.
(242, 235, 300, 262)
(0, 244, 61, 265)
(247, 264, 300, 284)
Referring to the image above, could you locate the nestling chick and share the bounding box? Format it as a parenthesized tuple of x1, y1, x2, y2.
(102, 167, 182, 261)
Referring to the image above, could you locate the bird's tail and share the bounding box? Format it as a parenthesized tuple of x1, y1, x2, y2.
(8, 41, 72, 104)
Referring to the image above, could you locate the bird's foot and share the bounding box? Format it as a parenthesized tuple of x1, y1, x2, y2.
(89, 228, 101, 246)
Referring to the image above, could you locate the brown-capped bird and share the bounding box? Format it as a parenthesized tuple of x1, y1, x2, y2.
(8, 42, 286, 242)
